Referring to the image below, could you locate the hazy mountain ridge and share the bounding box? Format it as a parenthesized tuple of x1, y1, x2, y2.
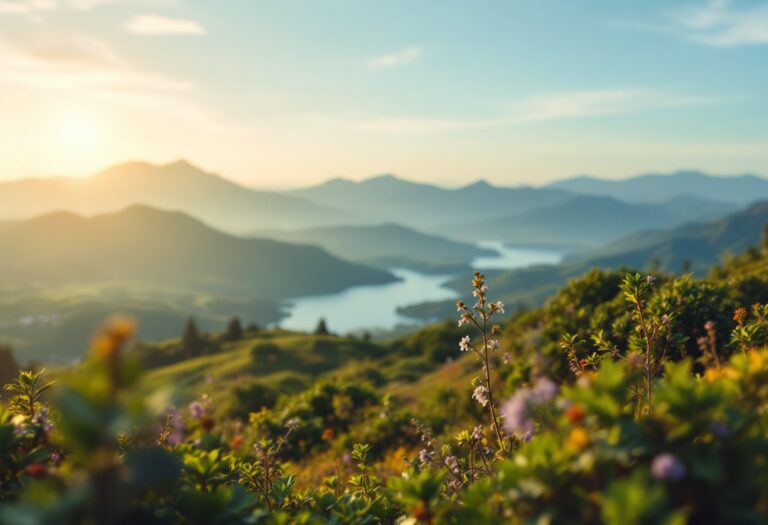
(289, 173, 573, 229)
(257, 223, 498, 271)
(0, 204, 394, 298)
(0, 160, 349, 232)
(444, 194, 739, 246)
(548, 170, 768, 204)
(400, 200, 768, 321)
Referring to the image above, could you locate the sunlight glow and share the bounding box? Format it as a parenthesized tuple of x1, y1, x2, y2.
(57, 110, 101, 151)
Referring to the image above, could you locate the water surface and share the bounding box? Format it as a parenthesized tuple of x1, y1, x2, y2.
(280, 243, 562, 332)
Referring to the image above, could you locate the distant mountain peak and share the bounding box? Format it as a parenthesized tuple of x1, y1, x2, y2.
(364, 173, 402, 184)
(462, 179, 493, 191)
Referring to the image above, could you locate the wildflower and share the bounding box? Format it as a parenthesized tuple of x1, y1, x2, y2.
(566, 427, 589, 452)
(457, 315, 469, 327)
(734, 307, 747, 326)
(456, 300, 465, 312)
(445, 455, 460, 473)
(704, 320, 715, 331)
(322, 427, 335, 441)
(459, 335, 472, 352)
(24, 463, 47, 479)
(486, 339, 500, 351)
(32, 407, 53, 433)
(229, 435, 244, 449)
(92, 316, 135, 359)
(471, 425, 484, 441)
(661, 314, 671, 328)
(502, 352, 511, 364)
(500, 391, 534, 437)
(530, 377, 557, 403)
(646, 275, 656, 287)
(285, 418, 301, 432)
(472, 385, 490, 407)
(188, 401, 205, 420)
(472, 285, 488, 298)
(565, 404, 586, 423)
(418, 449, 433, 466)
(493, 301, 505, 314)
(651, 453, 686, 481)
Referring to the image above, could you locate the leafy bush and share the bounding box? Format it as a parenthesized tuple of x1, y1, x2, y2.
(2, 244, 768, 523)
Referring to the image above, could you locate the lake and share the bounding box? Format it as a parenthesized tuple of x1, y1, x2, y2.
(280, 242, 562, 333)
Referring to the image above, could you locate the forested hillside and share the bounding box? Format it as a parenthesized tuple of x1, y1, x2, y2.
(1, 229, 767, 523)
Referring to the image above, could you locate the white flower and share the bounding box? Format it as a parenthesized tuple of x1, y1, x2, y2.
(459, 335, 471, 352)
(471, 425, 484, 441)
(487, 339, 500, 351)
(472, 385, 490, 407)
(445, 455, 460, 473)
(494, 301, 505, 314)
(458, 315, 469, 327)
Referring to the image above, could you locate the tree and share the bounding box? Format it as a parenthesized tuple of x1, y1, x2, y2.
(0, 344, 19, 387)
(314, 318, 329, 336)
(181, 318, 205, 357)
(225, 317, 243, 341)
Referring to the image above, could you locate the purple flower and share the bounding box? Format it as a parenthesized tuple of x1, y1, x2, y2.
(530, 377, 558, 403)
(188, 401, 205, 420)
(651, 453, 686, 481)
(500, 391, 535, 437)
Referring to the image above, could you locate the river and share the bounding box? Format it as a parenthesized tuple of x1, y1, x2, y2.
(279, 242, 562, 333)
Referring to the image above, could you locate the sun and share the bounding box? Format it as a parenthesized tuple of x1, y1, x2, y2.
(58, 110, 101, 151)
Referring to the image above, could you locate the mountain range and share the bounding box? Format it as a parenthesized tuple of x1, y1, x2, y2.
(0, 160, 346, 232)
(547, 170, 768, 204)
(400, 200, 768, 321)
(0, 205, 393, 298)
(258, 223, 498, 272)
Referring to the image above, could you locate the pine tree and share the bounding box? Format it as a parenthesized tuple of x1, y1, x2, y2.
(182, 318, 205, 356)
(314, 318, 329, 336)
(225, 317, 243, 341)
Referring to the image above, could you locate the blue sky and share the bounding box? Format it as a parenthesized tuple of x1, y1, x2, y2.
(0, 0, 766, 186)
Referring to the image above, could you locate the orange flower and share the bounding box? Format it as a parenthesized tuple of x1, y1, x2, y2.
(322, 427, 335, 441)
(229, 435, 244, 450)
(92, 316, 136, 359)
(565, 404, 586, 423)
(24, 463, 47, 479)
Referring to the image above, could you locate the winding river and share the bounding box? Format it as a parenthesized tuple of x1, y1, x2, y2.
(280, 242, 562, 333)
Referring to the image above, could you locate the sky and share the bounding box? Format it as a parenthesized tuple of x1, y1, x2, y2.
(0, 0, 767, 188)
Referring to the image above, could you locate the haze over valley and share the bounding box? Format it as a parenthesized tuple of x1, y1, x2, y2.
(2, 159, 768, 362)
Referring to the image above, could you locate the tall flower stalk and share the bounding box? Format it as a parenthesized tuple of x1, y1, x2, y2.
(457, 271, 506, 452)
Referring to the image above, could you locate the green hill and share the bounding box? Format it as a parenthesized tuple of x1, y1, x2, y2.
(0, 206, 395, 362)
(0, 205, 394, 298)
(259, 223, 498, 272)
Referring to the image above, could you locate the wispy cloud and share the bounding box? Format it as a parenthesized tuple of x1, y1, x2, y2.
(0, 0, 112, 14)
(125, 14, 206, 36)
(322, 89, 719, 133)
(366, 47, 422, 69)
(0, 33, 213, 124)
(669, 0, 768, 47)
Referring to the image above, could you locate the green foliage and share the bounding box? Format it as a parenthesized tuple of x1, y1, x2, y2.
(3, 238, 768, 523)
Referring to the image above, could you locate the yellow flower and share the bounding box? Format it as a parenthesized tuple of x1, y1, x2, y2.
(748, 350, 765, 372)
(566, 426, 590, 452)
